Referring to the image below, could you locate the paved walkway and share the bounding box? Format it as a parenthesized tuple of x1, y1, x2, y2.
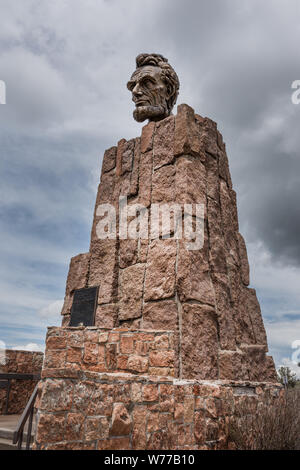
(0, 414, 35, 450)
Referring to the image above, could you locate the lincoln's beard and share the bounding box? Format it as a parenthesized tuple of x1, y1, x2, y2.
(133, 104, 169, 122)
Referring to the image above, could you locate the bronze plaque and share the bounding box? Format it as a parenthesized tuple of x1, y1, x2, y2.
(69, 287, 98, 327)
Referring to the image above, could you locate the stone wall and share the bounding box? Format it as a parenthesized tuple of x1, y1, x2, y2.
(44, 327, 176, 378)
(0, 350, 43, 414)
(34, 326, 281, 449)
(34, 371, 282, 450)
(43, 326, 276, 384)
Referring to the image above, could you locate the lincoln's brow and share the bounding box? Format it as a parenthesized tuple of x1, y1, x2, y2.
(127, 74, 155, 90)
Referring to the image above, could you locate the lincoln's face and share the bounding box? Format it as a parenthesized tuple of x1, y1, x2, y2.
(127, 65, 169, 122)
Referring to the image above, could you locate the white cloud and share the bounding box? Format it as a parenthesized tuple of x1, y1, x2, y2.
(266, 320, 300, 351)
(11, 342, 44, 352)
(38, 299, 63, 319)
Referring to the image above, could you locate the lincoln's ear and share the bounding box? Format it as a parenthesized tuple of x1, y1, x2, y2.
(166, 84, 175, 98)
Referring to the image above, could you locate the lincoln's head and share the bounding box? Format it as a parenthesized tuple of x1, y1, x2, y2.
(127, 53, 180, 123)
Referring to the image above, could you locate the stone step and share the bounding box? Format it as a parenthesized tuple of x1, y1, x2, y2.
(0, 425, 33, 441)
(0, 436, 30, 450)
(0, 414, 35, 449)
(0, 437, 18, 450)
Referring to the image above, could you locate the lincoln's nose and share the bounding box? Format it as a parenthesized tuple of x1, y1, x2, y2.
(132, 82, 143, 97)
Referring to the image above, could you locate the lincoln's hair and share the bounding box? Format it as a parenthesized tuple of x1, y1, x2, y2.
(135, 53, 180, 113)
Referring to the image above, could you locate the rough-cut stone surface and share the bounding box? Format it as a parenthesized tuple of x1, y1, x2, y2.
(60, 105, 275, 386)
(177, 241, 213, 304)
(34, 372, 282, 450)
(175, 155, 206, 205)
(142, 300, 178, 330)
(152, 164, 175, 203)
(237, 233, 250, 285)
(89, 239, 118, 304)
(61, 253, 90, 315)
(206, 153, 219, 201)
(140, 121, 155, 154)
(174, 104, 203, 158)
(207, 199, 227, 273)
(116, 138, 126, 177)
(153, 116, 175, 169)
(219, 351, 249, 381)
(181, 304, 219, 380)
(242, 288, 268, 347)
(101, 146, 117, 174)
(144, 239, 176, 301)
(219, 179, 240, 267)
(119, 239, 138, 268)
(121, 139, 135, 175)
(43, 327, 175, 378)
(0, 350, 43, 414)
(110, 403, 131, 436)
(119, 264, 145, 320)
(211, 273, 236, 351)
(130, 137, 141, 196)
(94, 304, 118, 329)
(138, 150, 153, 207)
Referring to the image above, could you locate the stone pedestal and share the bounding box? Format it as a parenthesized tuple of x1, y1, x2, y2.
(34, 104, 280, 450)
(34, 326, 282, 450)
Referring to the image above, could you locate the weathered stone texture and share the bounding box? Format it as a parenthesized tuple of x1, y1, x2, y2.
(138, 150, 153, 207)
(144, 239, 176, 301)
(211, 273, 236, 351)
(175, 156, 206, 205)
(34, 372, 282, 450)
(174, 104, 203, 158)
(119, 264, 145, 320)
(153, 116, 175, 169)
(101, 146, 117, 174)
(237, 233, 250, 285)
(89, 239, 118, 304)
(94, 304, 118, 329)
(42, 327, 176, 378)
(142, 300, 178, 330)
(181, 304, 219, 380)
(0, 350, 43, 414)
(130, 138, 141, 196)
(140, 121, 155, 154)
(152, 164, 175, 203)
(177, 242, 213, 304)
(110, 403, 131, 436)
(61, 253, 90, 315)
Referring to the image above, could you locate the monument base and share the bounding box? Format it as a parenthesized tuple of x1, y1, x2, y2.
(33, 326, 282, 450)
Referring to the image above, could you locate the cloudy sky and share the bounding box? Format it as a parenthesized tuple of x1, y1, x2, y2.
(0, 0, 299, 375)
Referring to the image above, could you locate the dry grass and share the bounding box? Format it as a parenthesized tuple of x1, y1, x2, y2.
(229, 389, 300, 450)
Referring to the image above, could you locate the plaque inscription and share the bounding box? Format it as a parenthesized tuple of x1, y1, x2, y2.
(69, 287, 98, 327)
